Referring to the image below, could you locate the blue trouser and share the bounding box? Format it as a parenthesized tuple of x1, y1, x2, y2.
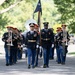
(58, 46, 66, 63)
(56, 47, 61, 63)
(43, 48, 50, 66)
(17, 48, 22, 59)
(27, 48, 36, 66)
(4, 47, 10, 64)
(50, 47, 54, 59)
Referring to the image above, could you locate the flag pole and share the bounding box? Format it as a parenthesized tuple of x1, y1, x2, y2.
(38, 11, 41, 46)
(34, 0, 42, 45)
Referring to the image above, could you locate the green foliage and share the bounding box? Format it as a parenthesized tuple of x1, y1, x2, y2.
(1, 0, 16, 8)
(0, 15, 9, 29)
(34, 0, 60, 28)
(0, 0, 60, 36)
(54, 0, 75, 33)
(68, 52, 75, 55)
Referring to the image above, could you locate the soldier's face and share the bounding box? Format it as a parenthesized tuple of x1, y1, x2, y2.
(62, 26, 66, 30)
(30, 26, 34, 31)
(44, 26, 48, 29)
(7, 28, 11, 32)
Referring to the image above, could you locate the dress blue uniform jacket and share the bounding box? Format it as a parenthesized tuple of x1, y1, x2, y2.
(41, 29, 54, 49)
(2, 32, 9, 48)
(57, 31, 70, 45)
(25, 31, 39, 50)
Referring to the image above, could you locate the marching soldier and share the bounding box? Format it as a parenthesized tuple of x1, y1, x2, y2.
(49, 28, 55, 60)
(8, 27, 18, 65)
(41, 22, 54, 68)
(54, 27, 62, 64)
(12, 28, 19, 64)
(57, 24, 70, 64)
(17, 30, 25, 59)
(2, 26, 12, 66)
(25, 23, 39, 69)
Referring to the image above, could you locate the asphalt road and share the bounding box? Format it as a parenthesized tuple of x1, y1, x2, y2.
(0, 39, 75, 75)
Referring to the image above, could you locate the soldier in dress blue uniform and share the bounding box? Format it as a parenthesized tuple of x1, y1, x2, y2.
(41, 22, 54, 68)
(2, 26, 12, 66)
(7, 27, 18, 65)
(11, 28, 19, 64)
(49, 28, 55, 60)
(25, 23, 39, 69)
(17, 30, 24, 59)
(54, 27, 62, 64)
(57, 24, 70, 65)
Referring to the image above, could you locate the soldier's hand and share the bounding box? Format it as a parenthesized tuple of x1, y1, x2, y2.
(62, 40, 66, 43)
(36, 45, 39, 48)
(6, 39, 11, 42)
(22, 44, 25, 47)
(52, 44, 54, 48)
(39, 46, 43, 50)
(39, 46, 43, 53)
(23, 46, 27, 50)
(18, 45, 21, 48)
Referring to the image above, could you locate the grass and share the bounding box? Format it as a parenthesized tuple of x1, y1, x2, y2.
(0, 53, 3, 55)
(68, 52, 75, 55)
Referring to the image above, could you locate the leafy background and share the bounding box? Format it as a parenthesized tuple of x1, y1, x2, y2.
(0, 0, 75, 37)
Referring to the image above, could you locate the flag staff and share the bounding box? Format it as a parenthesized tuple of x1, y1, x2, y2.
(38, 11, 42, 45)
(34, 0, 42, 45)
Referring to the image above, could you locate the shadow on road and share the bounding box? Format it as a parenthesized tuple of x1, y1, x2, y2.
(0, 55, 75, 75)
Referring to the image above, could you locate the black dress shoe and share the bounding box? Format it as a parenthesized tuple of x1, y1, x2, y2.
(9, 63, 13, 66)
(28, 65, 31, 69)
(57, 62, 61, 64)
(46, 65, 49, 68)
(61, 62, 65, 65)
(32, 66, 35, 68)
(6, 64, 9, 66)
(43, 64, 47, 68)
(35, 64, 38, 67)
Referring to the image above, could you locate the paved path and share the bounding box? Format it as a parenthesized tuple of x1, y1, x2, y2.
(0, 54, 75, 75)
(0, 46, 75, 75)
(0, 39, 75, 75)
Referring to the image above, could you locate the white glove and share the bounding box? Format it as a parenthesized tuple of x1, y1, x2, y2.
(36, 45, 39, 48)
(39, 46, 43, 53)
(40, 46, 43, 50)
(52, 44, 54, 48)
(23, 44, 25, 47)
(21, 45, 23, 47)
(23, 47, 27, 50)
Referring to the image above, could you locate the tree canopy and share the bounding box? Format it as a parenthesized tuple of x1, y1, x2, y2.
(1, 0, 74, 37)
(0, 0, 60, 36)
(54, 0, 75, 33)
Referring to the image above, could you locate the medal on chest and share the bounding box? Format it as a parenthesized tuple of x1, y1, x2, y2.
(34, 33, 37, 37)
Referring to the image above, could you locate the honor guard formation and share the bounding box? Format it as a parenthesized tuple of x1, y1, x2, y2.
(2, 22, 70, 69)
